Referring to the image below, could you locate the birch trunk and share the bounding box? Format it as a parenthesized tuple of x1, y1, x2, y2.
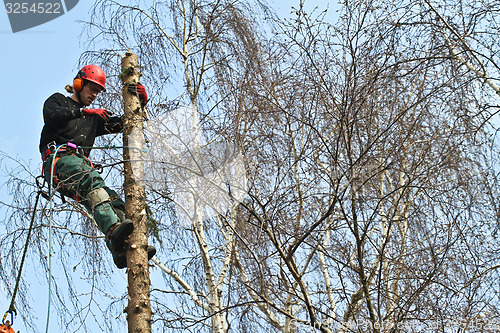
(121, 51, 152, 333)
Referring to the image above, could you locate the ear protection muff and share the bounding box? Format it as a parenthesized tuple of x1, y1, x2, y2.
(73, 70, 87, 92)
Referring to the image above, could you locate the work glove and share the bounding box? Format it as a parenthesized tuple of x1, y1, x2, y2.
(128, 83, 148, 106)
(83, 108, 110, 120)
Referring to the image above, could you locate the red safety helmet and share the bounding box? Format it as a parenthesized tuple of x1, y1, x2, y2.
(73, 64, 106, 92)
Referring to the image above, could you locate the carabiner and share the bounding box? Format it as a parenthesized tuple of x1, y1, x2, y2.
(2, 310, 14, 325)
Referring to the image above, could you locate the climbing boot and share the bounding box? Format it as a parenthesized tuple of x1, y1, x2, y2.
(113, 245, 157, 269)
(106, 220, 134, 268)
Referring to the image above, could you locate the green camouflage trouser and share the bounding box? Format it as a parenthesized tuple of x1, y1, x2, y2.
(43, 152, 126, 235)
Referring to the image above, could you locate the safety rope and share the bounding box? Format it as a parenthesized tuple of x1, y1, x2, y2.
(78, 144, 148, 153)
(2, 190, 43, 325)
(2, 190, 42, 326)
(45, 144, 64, 333)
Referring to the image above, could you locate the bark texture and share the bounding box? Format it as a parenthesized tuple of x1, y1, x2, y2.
(121, 51, 152, 333)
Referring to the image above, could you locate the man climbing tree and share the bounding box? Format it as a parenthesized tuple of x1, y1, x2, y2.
(39, 64, 155, 269)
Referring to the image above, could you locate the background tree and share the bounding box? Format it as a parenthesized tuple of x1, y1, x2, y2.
(85, 0, 277, 331)
(230, 1, 500, 331)
(1, 0, 500, 332)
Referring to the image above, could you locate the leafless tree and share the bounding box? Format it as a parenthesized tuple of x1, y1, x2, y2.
(204, 0, 500, 332)
(1, 0, 500, 332)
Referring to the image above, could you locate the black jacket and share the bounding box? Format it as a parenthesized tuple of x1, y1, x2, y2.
(39, 93, 123, 157)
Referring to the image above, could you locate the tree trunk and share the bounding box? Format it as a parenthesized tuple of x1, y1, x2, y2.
(121, 51, 152, 333)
